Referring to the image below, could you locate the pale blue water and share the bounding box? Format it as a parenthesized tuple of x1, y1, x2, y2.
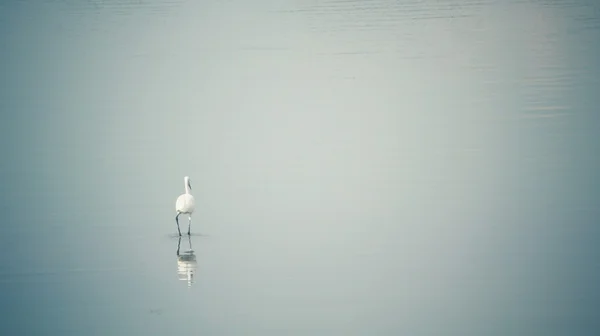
(1, 0, 599, 335)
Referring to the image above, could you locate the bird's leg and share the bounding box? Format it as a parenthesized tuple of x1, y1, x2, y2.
(177, 236, 181, 256)
(175, 212, 182, 236)
(187, 216, 192, 236)
(188, 235, 193, 250)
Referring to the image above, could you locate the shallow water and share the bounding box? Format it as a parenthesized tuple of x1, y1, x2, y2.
(1, 0, 599, 335)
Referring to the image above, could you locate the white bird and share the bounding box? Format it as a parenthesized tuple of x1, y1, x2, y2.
(175, 176, 195, 236)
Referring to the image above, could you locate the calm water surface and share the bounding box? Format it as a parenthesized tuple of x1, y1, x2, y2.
(1, 0, 599, 335)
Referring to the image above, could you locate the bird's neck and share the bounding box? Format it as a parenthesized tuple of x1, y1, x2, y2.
(185, 184, 191, 194)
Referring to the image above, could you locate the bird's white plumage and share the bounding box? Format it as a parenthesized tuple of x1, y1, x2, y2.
(176, 176, 195, 214)
(175, 176, 195, 236)
(176, 194, 195, 214)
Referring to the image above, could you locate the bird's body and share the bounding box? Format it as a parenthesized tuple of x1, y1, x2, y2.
(176, 194, 195, 214)
(175, 176, 195, 236)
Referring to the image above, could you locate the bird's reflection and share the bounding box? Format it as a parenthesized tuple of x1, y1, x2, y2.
(176, 235, 197, 287)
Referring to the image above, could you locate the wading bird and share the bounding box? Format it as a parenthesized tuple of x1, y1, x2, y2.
(175, 176, 195, 236)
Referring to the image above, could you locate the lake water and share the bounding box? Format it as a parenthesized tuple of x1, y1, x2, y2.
(1, 0, 599, 335)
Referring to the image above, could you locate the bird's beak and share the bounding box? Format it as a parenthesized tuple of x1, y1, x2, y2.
(188, 181, 192, 190)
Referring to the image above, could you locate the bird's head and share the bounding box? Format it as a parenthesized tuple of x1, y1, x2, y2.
(185, 176, 192, 190)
